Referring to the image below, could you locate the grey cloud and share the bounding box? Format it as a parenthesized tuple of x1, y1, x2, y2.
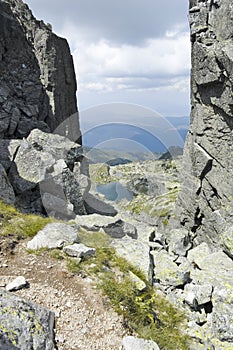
(26, 0, 189, 45)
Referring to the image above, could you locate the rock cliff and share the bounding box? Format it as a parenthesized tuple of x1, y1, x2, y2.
(0, 0, 79, 138)
(177, 0, 233, 254)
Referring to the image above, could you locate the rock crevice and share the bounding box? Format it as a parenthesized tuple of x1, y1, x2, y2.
(177, 0, 233, 252)
(0, 0, 79, 139)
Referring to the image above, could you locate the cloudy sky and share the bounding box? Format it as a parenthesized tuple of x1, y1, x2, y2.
(26, 0, 191, 118)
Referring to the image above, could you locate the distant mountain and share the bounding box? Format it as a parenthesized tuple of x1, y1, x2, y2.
(82, 116, 190, 161)
(83, 146, 161, 164)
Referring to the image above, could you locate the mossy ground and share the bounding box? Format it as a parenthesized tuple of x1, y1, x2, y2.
(0, 201, 54, 239)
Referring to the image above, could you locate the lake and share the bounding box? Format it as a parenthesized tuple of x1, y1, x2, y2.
(96, 182, 133, 202)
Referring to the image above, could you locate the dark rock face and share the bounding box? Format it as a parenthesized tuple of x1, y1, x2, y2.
(177, 0, 233, 253)
(0, 0, 78, 138)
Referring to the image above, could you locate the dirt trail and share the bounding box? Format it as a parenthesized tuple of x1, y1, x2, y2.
(0, 239, 128, 350)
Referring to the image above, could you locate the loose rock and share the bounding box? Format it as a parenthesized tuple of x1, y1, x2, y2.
(63, 243, 96, 259)
(6, 276, 29, 292)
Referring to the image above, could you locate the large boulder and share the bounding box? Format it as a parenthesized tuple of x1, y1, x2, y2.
(27, 223, 80, 250)
(0, 288, 56, 349)
(8, 129, 89, 217)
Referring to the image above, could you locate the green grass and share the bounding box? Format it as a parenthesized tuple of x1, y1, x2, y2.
(0, 201, 54, 238)
(101, 274, 189, 350)
(74, 243, 190, 350)
(0, 201, 189, 349)
(89, 163, 117, 184)
(78, 228, 112, 248)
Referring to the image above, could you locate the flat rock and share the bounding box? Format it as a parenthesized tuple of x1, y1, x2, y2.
(75, 213, 120, 229)
(0, 289, 56, 349)
(122, 336, 160, 350)
(63, 243, 96, 258)
(187, 243, 212, 269)
(6, 276, 29, 292)
(27, 223, 80, 250)
(111, 238, 150, 277)
(75, 214, 137, 239)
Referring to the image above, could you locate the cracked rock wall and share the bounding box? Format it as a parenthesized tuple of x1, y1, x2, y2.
(0, 0, 79, 138)
(177, 0, 233, 253)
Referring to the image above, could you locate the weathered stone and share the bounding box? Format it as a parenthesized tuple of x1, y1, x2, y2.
(122, 336, 160, 350)
(128, 271, 146, 292)
(0, 0, 79, 138)
(103, 220, 137, 239)
(75, 214, 136, 238)
(6, 276, 29, 292)
(168, 228, 192, 256)
(75, 213, 120, 229)
(63, 243, 96, 259)
(0, 163, 15, 204)
(187, 242, 212, 268)
(27, 223, 80, 250)
(8, 129, 87, 216)
(111, 238, 150, 277)
(176, 0, 233, 252)
(0, 139, 21, 170)
(183, 283, 213, 308)
(186, 247, 233, 342)
(83, 192, 118, 217)
(0, 289, 56, 349)
(151, 250, 190, 287)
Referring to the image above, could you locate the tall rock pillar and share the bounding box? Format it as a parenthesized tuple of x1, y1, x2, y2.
(177, 0, 233, 253)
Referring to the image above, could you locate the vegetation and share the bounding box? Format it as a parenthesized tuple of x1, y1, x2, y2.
(73, 241, 190, 350)
(63, 229, 190, 350)
(0, 200, 54, 238)
(89, 163, 116, 184)
(0, 190, 189, 349)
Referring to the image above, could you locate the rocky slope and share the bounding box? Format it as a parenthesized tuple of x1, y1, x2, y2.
(0, 0, 79, 139)
(177, 0, 233, 254)
(0, 0, 233, 349)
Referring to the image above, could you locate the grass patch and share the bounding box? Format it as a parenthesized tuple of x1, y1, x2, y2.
(78, 228, 112, 248)
(101, 274, 189, 350)
(0, 201, 54, 238)
(76, 245, 190, 350)
(50, 249, 65, 260)
(66, 257, 81, 274)
(27, 247, 49, 256)
(89, 163, 116, 184)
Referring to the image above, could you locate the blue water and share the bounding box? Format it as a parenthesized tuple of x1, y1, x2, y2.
(96, 182, 133, 202)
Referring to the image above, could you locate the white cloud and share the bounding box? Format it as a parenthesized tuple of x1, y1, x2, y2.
(71, 31, 191, 94)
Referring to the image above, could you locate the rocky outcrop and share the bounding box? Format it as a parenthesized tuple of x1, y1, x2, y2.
(177, 0, 233, 254)
(0, 129, 88, 217)
(0, 289, 56, 349)
(0, 0, 79, 139)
